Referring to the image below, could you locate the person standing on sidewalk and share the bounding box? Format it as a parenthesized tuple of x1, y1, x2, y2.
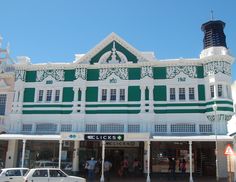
(104, 159, 112, 182)
(86, 157, 97, 182)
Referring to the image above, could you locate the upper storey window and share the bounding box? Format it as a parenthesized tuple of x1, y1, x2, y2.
(120, 89, 125, 101)
(38, 90, 44, 102)
(179, 88, 185, 100)
(218, 84, 223, 97)
(46, 90, 52, 102)
(170, 88, 176, 101)
(102, 89, 107, 101)
(189, 87, 195, 100)
(0, 94, 7, 115)
(210, 85, 214, 98)
(110, 89, 116, 101)
(55, 90, 60, 102)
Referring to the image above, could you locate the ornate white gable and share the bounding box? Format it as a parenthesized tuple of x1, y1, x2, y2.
(0, 78, 9, 88)
(75, 32, 150, 64)
(98, 42, 128, 64)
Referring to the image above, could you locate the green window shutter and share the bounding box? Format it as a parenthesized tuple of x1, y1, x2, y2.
(153, 67, 166, 79)
(198, 85, 206, 101)
(62, 87, 74, 102)
(64, 70, 75, 81)
(86, 87, 98, 102)
(128, 68, 141, 80)
(23, 88, 35, 102)
(197, 66, 204, 78)
(25, 71, 36, 82)
(145, 87, 149, 100)
(128, 86, 141, 101)
(87, 69, 99, 81)
(154, 86, 167, 101)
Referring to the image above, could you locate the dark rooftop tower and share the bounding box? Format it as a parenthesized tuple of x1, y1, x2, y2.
(201, 20, 227, 49)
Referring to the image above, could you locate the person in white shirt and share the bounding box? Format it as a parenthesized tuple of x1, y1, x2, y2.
(104, 159, 112, 182)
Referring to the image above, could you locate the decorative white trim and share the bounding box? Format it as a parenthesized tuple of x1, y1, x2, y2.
(99, 67, 128, 80)
(36, 69, 64, 82)
(98, 42, 128, 64)
(75, 68, 87, 80)
(204, 61, 231, 77)
(167, 65, 197, 79)
(15, 70, 26, 81)
(141, 66, 153, 78)
(76, 32, 149, 64)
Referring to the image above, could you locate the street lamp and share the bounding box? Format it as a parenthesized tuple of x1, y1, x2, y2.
(213, 103, 219, 181)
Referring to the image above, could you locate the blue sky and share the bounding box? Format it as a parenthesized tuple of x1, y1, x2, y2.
(0, 0, 236, 80)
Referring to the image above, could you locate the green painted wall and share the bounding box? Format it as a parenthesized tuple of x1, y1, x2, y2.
(23, 88, 35, 102)
(64, 70, 75, 81)
(90, 41, 138, 64)
(153, 67, 166, 79)
(25, 71, 36, 82)
(197, 66, 204, 78)
(198, 84, 206, 101)
(128, 68, 141, 80)
(86, 87, 98, 102)
(87, 69, 99, 81)
(62, 87, 74, 102)
(128, 86, 141, 101)
(154, 85, 167, 101)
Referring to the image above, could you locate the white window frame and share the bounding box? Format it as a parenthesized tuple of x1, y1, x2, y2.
(210, 85, 214, 98)
(101, 89, 107, 101)
(38, 90, 44, 102)
(179, 88, 186, 100)
(217, 84, 223, 97)
(46, 90, 52, 102)
(119, 89, 125, 101)
(189, 87, 195, 100)
(169, 88, 176, 101)
(0, 94, 7, 115)
(55, 90, 60, 102)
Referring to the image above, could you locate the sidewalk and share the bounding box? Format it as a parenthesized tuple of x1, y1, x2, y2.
(88, 176, 230, 182)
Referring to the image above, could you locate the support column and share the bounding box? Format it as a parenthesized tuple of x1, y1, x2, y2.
(72, 141, 80, 174)
(148, 86, 154, 112)
(18, 88, 24, 113)
(140, 86, 146, 113)
(146, 140, 151, 182)
(80, 87, 86, 113)
(189, 141, 193, 182)
(73, 87, 79, 113)
(233, 136, 236, 182)
(100, 141, 105, 182)
(58, 140, 62, 169)
(21, 140, 26, 168)
(5, 140, 18, 168)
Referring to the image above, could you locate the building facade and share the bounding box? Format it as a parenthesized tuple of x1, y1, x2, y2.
(0, 20, 235, 180)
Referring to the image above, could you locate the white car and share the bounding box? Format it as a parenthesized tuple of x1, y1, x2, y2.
(24, 168, 86, 182)
(0, 168, 29, 182)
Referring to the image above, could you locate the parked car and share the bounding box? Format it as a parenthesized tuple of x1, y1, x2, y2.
(0, 168, 29, 182)
(24, 168, 86, 182)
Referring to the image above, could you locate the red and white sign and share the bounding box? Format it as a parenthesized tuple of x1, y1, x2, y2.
(224, 145, 234, 155)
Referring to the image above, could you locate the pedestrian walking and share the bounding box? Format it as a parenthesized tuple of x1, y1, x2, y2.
(104, 159, 112, 182)
(86, 157, 97, 182)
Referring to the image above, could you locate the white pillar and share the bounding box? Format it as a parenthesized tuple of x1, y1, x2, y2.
(80, 87, 86, 113)
(73, 87, 79, 113)
(21, 140, 26, 168)
(100, 141, 105, 182)
(189, 141, 193, 182)
(148, 86, 154, 112)
(140, 86, 146, 113)
(233, 136, 236, 182)
(5, 140, 18, 168)
(72, 141, 79, 172)
(58, 140, 62, 169)
(146, 140, 151, 182)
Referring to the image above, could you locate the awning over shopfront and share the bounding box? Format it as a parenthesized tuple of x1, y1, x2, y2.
(152, 135, 233, 142)
(0, 134, 61, 141)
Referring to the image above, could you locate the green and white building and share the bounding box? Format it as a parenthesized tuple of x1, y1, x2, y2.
(0, 19, 235, 181)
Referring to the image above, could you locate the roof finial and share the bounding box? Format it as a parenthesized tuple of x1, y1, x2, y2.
(211, 10, 214, 20)
(0, 34, 3, 48)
